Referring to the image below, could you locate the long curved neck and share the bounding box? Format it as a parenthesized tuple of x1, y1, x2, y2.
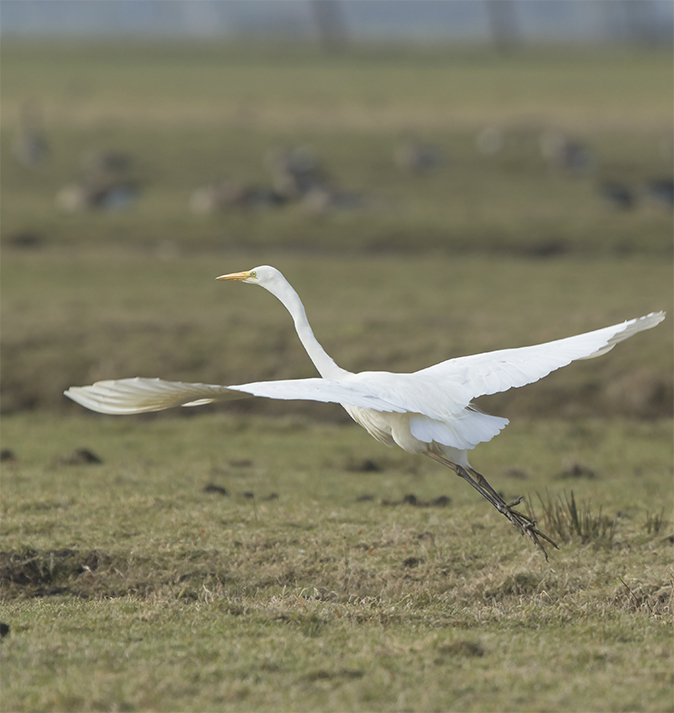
(268, 280, 349, 380)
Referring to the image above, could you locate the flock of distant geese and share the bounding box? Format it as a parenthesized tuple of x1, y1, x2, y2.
(12, 100, 674, 216)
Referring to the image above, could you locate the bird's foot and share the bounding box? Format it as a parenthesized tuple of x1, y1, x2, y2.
(493, 496, 558, 561)
(427, 453, 558, 559)
(467, 467, 558, 560)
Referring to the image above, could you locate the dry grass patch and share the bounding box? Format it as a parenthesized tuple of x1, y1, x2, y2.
(532, 490, 618, 546)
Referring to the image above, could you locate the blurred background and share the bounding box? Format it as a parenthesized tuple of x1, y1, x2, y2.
(1, 0, 672, 421)
(2, 0, 674, 43)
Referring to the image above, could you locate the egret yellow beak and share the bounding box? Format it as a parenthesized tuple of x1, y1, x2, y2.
(216, 271, 251, 282)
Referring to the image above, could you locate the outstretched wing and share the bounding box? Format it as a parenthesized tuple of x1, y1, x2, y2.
(64, 376, 406, 415)
(65, 312, 664, 421)
(416, 312, 665, 407)
(65, 378, 243, 415)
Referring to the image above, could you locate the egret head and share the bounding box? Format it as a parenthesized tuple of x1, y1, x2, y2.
(216, 266, 288, 292)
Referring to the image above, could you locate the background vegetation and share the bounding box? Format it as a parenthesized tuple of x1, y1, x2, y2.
(1, 40, 672, 712)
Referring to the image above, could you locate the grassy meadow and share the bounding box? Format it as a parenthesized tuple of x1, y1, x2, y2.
(1, 40, 673, 712)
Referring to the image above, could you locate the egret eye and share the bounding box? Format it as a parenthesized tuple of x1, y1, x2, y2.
(250, 271, 257, 279)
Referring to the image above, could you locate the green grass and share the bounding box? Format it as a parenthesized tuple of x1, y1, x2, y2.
(2, 123, 672, 256)
(2, 247, 671, 415)
(2, 41, 672, 131)
(1, 414, 672, 712)
(1, 40, 672, 712)
(1, 42, 672, 255)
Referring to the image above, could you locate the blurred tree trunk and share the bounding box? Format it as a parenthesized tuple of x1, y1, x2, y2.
(601, 0, 663, 44)
(485, 0, 521, 51)
(311, 0, 348, 52)
(623, 0, 660, 45)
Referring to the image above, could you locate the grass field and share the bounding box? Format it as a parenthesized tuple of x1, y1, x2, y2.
(2, 413, 672, 711)
(2, 41, 673, 256)
(1, 39, 673, 712)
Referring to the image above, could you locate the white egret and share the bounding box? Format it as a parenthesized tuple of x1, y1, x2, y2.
(65, 266, 665, 558)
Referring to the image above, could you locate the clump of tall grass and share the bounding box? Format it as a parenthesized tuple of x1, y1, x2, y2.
(643, 508, 667, 535)
(530, 491, 617, 546)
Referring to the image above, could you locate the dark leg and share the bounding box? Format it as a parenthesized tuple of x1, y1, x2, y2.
(427, 452, 558, 560)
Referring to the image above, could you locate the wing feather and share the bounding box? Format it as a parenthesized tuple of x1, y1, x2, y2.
(409, 411, 509, 450)
(64, 378, 242, 414)
(416, 312, 665, 406)
(64, 376, 406, 415)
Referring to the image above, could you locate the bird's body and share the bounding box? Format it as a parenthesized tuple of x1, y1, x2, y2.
(65, 266, 665, 558)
